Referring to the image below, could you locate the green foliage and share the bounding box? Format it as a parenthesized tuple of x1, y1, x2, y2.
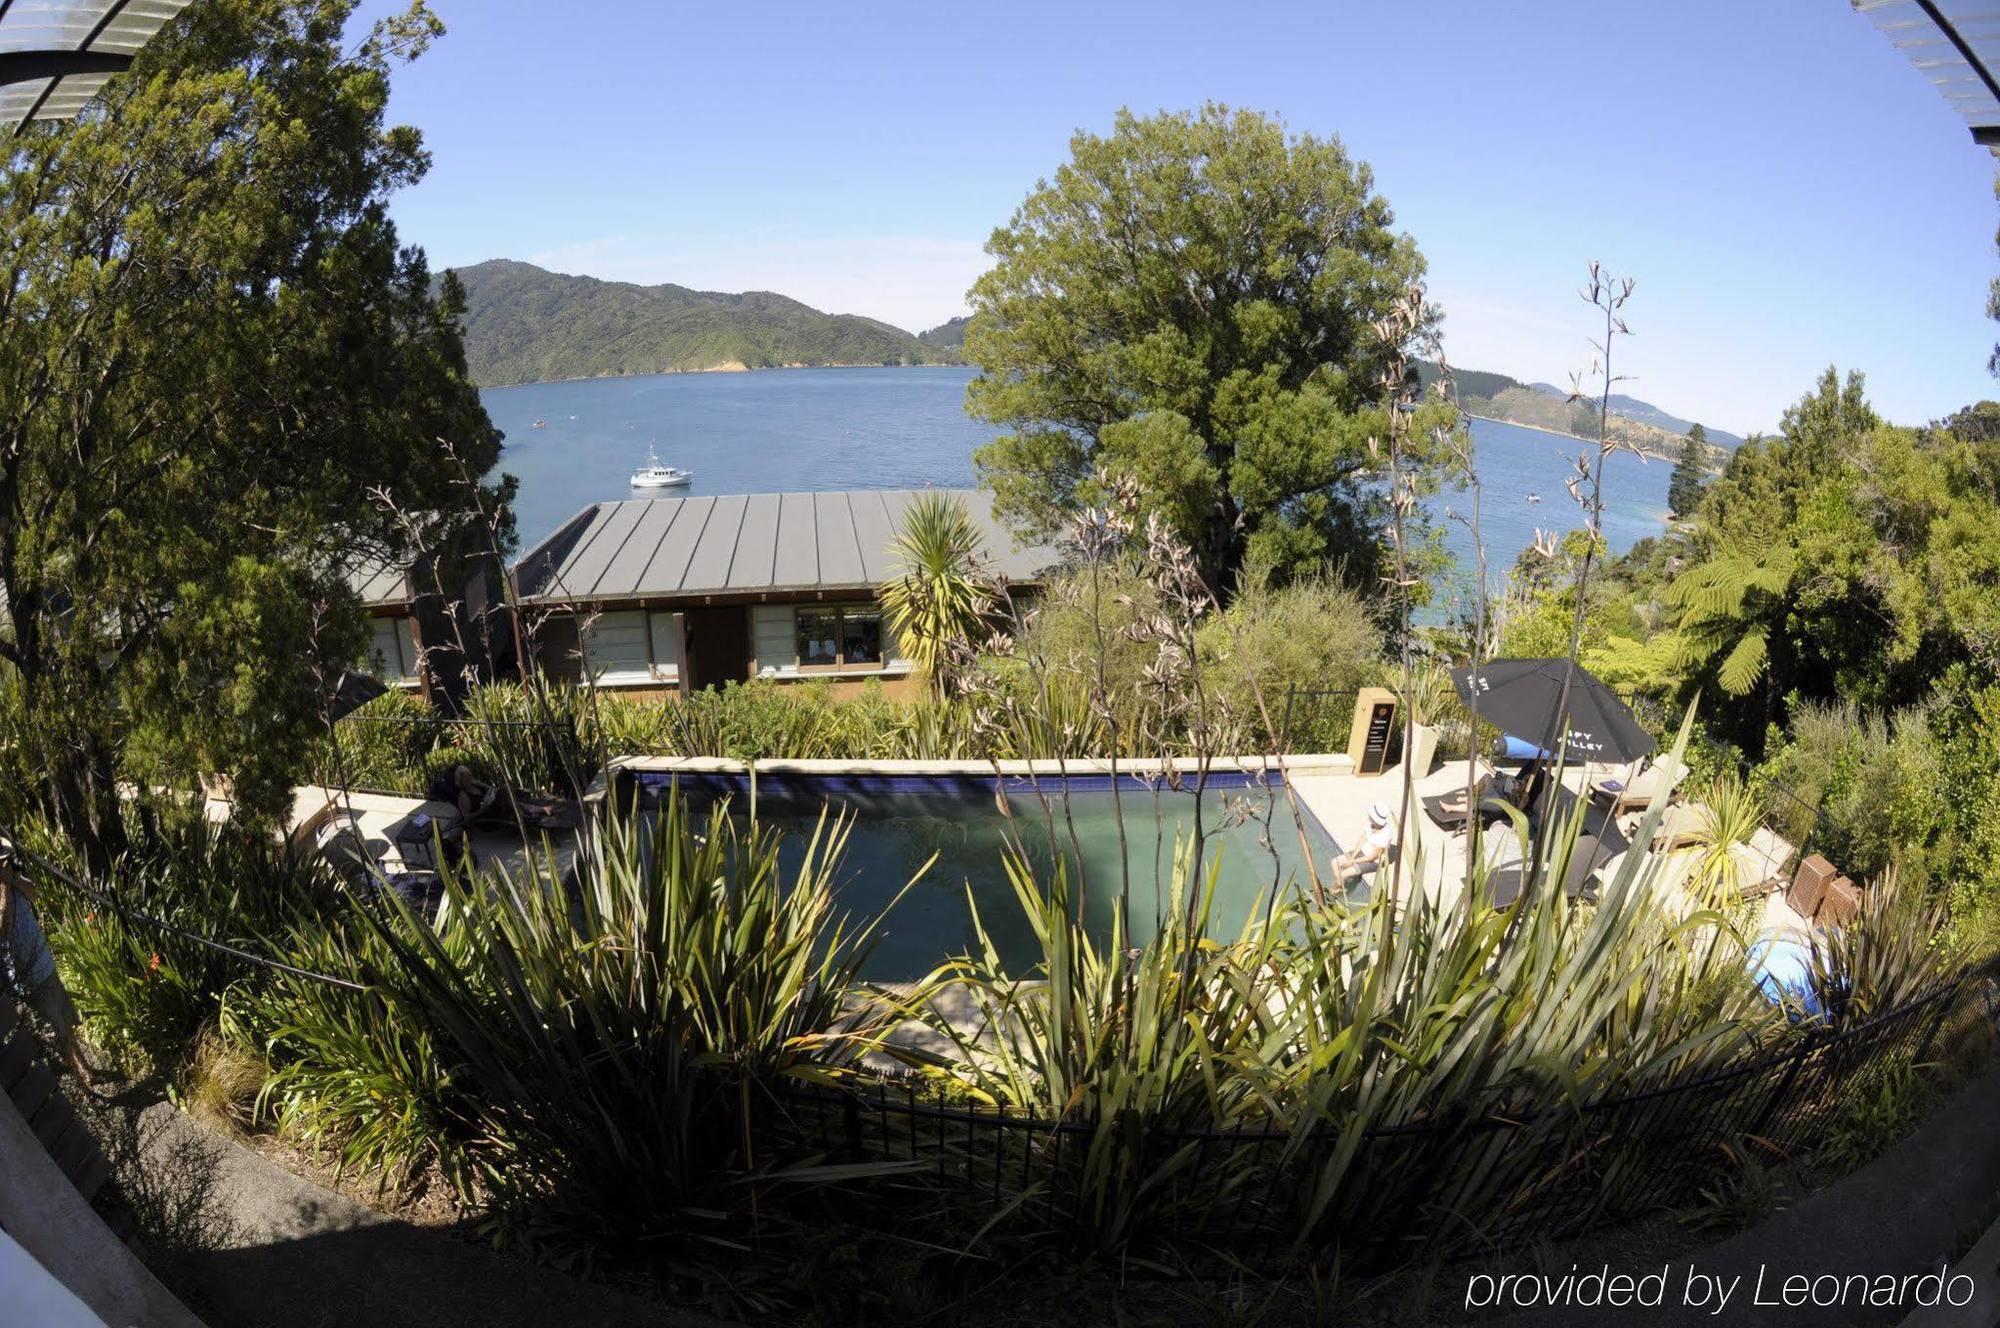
(880, 491, 993, 692)
(1667, 424, 1712, 519)
(1673, 1137, 1789, 1234)
(451, 682, 600, 797)
(39, 809, 335, 1076)
(222, 906, 469, 1190)
(1756, 700, 1957, 892)
(1682, 772, 1763, 910)
(1666, 545, 1793, 698)
(965, 104, 1438, 595)
(314, 690, 445, 794)
(447, 259, 950, 384)
(0, 0, 501, 855)
(355, 792, 909, 1269)
(1197, 570, 1384, 750)
(915, 843, 1291, 1254)
(1816, 1060, 1934, 1176)
(1809, 870, 1954, 1025)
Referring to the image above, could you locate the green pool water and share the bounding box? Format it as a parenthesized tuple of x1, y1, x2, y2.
(665, 776, 1342, 982)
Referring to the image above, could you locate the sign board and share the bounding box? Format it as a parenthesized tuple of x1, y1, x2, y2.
(1346, 687, 1402, 776)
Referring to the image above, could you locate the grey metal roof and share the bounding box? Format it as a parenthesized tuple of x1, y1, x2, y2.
(0, 1, 195, 128)
(1857, 0, 2000, 145)
(513, 489, 1059, 605)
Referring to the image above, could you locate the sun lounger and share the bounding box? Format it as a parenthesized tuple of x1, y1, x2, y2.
(1421, 754, 1558, 831)
(1489, 833, 1610, 908)
(1591, 756, 1688, 816)
(1649, 802, 1709, 853)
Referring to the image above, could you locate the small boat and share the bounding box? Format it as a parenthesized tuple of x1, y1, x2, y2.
(531, 419, 546, 429)
(630, 446, 692, 489)
(1525, 492, 1543, 504)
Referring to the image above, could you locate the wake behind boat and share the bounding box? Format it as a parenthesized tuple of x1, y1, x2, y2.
(630, 446, 692, 489)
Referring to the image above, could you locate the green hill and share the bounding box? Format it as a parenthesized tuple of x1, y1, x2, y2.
(444, 260, 953, 386)
(917, 315, 971, 352)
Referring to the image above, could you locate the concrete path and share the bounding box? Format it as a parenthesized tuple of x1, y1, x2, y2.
(0, 1090, 202, 1328)
(1485, 1059, 2000, 1328)
(140, 1100, 725, 1328)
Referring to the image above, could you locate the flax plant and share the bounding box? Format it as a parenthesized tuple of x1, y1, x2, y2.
(1272, 712, 1774, 1257)
(910, 840, 1292, 1254)
(351, 789, 918, 1268)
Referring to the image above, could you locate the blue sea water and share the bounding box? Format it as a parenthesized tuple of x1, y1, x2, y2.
(481, 367, 1672, 595)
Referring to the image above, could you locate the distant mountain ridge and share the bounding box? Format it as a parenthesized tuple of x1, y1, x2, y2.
(1427, 366, 1743, 455)
(444, 260, 963, 386)
(444, 263, 1736, 448)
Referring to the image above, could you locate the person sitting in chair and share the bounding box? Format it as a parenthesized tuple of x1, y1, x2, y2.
(1332, 802, 1400, 883)
(424, 763, 501, 824)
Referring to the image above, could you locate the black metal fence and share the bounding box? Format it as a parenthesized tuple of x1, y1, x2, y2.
(778, 958, 1999, 1265)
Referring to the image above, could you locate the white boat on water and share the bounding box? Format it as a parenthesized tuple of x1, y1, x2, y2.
(630, 447, 692, 489)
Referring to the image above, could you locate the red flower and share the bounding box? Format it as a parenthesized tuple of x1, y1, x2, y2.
(83, 911, 95, 925)
(148, 952, 161, 972)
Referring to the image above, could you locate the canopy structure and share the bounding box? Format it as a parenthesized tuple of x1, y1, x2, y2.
(1856, 0, 2000, 147)
(1449, 658, 1656, 767)
(0, 0, 192, 130)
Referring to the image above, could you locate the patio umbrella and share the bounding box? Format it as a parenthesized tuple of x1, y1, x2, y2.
(322, 669, 388, 723)
(1448, 658, 1654, 765)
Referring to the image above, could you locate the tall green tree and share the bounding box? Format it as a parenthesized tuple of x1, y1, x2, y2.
(964, 104, 1445, 597)
(881, 492, 991, 696)
(0, 0, 502, 859)
(1666, 423, 1710, 519)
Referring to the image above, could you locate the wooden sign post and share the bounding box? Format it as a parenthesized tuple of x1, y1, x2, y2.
(1346, 687, 1402, 776)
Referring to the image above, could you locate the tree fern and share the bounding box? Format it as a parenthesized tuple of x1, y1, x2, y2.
(1667, 547, 1793, 696)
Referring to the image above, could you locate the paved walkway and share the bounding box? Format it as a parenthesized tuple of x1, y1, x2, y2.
(1487, 1058, 2000, 1328)
(136, 1098, 723, 1328)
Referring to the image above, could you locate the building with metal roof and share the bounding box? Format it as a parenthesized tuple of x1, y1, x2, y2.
(512, 489, 1059, 695)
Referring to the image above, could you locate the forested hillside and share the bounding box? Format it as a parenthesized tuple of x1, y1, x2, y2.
(446, 260, 955, 385)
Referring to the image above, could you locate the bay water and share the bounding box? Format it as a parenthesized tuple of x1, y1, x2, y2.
(482, 366, 1673, 598)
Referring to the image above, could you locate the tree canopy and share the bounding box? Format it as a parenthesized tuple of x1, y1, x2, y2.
(1666, 423, 1710, 519)
(963, 104, 1443, 598)
(0, 0, 502, 852)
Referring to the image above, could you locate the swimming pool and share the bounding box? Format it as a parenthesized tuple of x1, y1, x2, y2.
(624, 767, 1342, 981)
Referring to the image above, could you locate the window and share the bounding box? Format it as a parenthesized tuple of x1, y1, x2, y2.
(583, 610, 681, 685)
(367, 617, 418, 682)
(796, 608, 842, 670)
(769, 604, 899, 674)
(841, 610, 882, 666)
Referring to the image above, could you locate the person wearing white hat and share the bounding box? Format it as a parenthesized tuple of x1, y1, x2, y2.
(1332, 801, 1400, 884)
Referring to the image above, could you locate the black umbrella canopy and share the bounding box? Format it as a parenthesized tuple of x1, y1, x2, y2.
(1449, 659, 1655, 765)
(323, 669, 388, 723)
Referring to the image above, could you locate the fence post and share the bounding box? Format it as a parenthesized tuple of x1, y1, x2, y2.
(1281, 684, 1296, 753)
(1911, 976, 1965, 1065)
(1748, 1033, 1819, 1140)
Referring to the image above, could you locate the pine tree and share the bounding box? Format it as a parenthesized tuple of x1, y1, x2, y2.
(1667, 423, 1711, 519)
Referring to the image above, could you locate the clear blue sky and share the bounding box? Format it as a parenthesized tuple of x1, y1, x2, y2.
(354, 0, 2000, 435)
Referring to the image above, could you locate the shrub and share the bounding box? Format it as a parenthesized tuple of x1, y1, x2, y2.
(1755, 700, 1947, 889)
(350, 791, 912, 1269)
(319, 689, 442, 794)
(222, 902, 470, 1191)
(1198, 571, 1384, 751)
(450, 682, 600, 796)
(38, 809, 335, 1078)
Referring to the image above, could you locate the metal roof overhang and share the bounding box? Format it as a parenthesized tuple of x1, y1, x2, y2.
(1856, 0, 2000, 147)
(0, 0, 194, 131)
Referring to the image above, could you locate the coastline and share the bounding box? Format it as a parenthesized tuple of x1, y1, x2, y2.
(479, 361, 971, 392)
(1467, 412, 1676, 464)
